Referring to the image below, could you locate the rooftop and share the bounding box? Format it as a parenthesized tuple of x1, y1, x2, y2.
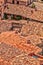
(3, 3, 43, 22)
(0, 31, 42, 54)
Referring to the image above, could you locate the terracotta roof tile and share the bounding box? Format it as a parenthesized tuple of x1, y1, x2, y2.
(21, 21, 43, 37)
(0, 32, 42, 54)
(4, 3, 43, 21)
(0, 42, 40, 65)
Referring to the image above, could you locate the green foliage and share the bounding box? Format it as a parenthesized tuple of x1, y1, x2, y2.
(15, 15, 22, 20)
(31, 3, 35, 8)
(3, 13, 8, 19)
(11, 15, 22, 20)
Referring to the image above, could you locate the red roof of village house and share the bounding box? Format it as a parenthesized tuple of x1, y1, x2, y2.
(4, 3, 43, 22)
(0, 32, 42, 65)
(0, 1, 43, 64)
(0, 43, 40, 65)
(21, 21, 43, 37)
(0, 31, 42, 54)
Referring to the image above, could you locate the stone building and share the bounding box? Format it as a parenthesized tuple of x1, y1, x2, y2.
(1, 0, 34, 19)
(4, 0, 33, 5)
(1, 0, 43, 21)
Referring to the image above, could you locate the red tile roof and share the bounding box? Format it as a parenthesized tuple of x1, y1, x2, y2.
(0, 42, 40, 65)
(0, 32, 42, 54)
(4, 3, 43, 22)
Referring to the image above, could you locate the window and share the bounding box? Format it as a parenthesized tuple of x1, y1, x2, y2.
(17, 1, 19, 4)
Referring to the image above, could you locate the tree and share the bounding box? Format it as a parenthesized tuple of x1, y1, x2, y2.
(31, 3, 35, 8)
